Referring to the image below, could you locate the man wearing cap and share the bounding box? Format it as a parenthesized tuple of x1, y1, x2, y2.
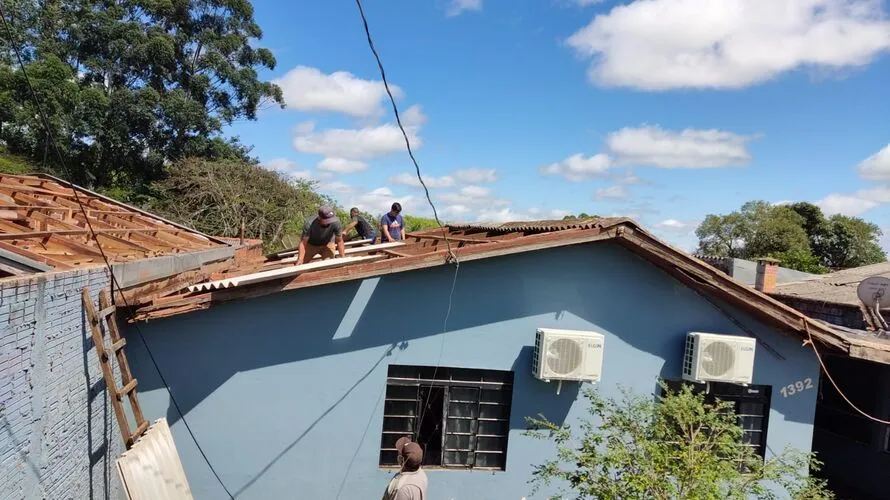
(380, 202, 406, 242)
(297, 205, 346, 264)
(344, 207, 377, 244)
(382, 437, 427, 500)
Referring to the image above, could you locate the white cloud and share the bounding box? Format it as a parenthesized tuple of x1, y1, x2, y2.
(317, 157, 368, 174)
(294, 122, 422, 160)
(460, 185, 490, 197)
(772, 200, 794, 206)
(541, 153, 612, 181)
(390, 172, 456, 189)
(348, 187, 416, 216)
(654, 219, 698, 233)
(606, 126, 754, 168)
(317, 181, 355, 195)
(438, 185, 511, 220)
(401, 105, 427, 128)
(594, 185, 629, 200)
(816, 186, 890, 216)
(446, 0, 482, 17)
(293, 121, 315, 136)
(857, 144, 890, 180)
(453, 168, 498, 183)
(262, 158, 314, 180)
(476, 208, 530, 223)
(274, 66, 402, 118)
(612, 170, 646, 185)
(566, 0, 890, 91)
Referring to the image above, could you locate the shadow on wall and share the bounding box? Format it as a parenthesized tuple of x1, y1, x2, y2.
(126, 243, 814, 430)
(509, 346, 580, 429)
(81, 306, 112, 500)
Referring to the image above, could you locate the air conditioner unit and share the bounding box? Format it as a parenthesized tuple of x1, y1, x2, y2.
(533, 328, 604, 382)
(682, 332, 756, 384)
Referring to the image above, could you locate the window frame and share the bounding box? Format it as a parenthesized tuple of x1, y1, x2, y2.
(379, 365, 514, 471)
(662, 379, 772, 462)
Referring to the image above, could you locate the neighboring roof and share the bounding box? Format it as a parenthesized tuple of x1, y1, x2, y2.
(773, 261, 890, 307)
(0, 173, 230, 276)
(694, 255, 821, 287)
(132, 217, 890, 363)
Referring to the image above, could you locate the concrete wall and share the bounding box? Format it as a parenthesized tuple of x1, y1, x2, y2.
(0, 267, 124, 500)
(127, 243, 822, 500)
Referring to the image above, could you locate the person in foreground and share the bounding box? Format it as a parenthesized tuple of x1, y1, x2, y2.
(380, 202, 406, 242)
(297, 205, 345, 264)
(345, 207, 377, 244)
(382, 437, 428, 500)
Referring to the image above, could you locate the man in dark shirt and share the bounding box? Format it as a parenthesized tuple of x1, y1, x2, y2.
(345, 207, 377, 244)
(380, 202, 406, 242)
(297, 205, 346, 264)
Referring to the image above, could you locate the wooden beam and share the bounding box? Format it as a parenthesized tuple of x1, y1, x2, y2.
(406, 233, 496, 244)
(0, 228, 199, 239)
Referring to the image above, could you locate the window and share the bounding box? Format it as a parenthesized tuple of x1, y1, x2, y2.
(379, 365, 514, 470)
(663, 380, 771, 461)
(814, 355, 877, 445)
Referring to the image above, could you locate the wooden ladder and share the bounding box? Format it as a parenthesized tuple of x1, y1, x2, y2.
(82, 287, 149, 448)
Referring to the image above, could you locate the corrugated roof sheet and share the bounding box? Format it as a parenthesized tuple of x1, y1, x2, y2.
(773, 261, 890, 306)
(448, 217, 629, 233)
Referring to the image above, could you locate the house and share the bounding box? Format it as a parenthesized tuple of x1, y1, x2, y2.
(122, 217, 890, 499)
(0, 173, 257, 499)
(694, 254, 821, 288)
(769, 263, 890, 500)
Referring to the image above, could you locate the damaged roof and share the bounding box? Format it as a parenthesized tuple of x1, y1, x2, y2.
(773, 261, 890, 307)
(0, 173, 230, 276)
(131, 217, 890, 364)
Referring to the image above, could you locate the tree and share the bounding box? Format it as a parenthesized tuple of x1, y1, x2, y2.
(818, 215, 886, 269)
(148, 158, 328, 252)
(0, 0, 283, 192)
(563, 213, 597, 220)
(526, 383, 833, 500)
(696, 200, 885, 272)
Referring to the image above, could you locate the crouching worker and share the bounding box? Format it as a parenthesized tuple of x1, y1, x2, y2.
(345, 207, 377, 244)
(297, 205, 345, 264)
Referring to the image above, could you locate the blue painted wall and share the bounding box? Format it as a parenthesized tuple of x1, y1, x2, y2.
(125, 243, 821, 500)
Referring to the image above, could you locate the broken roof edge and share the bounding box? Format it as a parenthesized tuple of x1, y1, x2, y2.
(128, 219, 887, 362)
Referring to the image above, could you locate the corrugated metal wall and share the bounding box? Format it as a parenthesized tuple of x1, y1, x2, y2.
(117, 418, 193, 500)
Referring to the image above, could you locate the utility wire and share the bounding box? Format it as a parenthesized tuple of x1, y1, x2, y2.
(353, 0, 460, 447)
(0, 4, 236, 498)
(802, 319, 890, 425)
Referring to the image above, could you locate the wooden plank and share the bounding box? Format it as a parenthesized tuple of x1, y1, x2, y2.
(0, 240, 72, 269)
(116, 379, 138, 399)
(382, 249, 413, 258)
(82, 288, 133, 444)
(112, 338, 127, 351)
(0, 228, 197, 239)
(271, 241, 406, 264)
(100, 290, 147, 430)
(99, 305, 116, 317)
(406, 233, 495, 244)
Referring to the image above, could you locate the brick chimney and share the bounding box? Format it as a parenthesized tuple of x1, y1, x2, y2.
(755, 258, 779, 294)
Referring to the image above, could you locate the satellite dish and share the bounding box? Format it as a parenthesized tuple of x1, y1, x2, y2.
(857, 276, 890, 308)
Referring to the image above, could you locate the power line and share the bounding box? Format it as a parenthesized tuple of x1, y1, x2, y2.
(353, 0, 461, 448)
(802, 319, 890, 425)
(0, 4, 236, 498)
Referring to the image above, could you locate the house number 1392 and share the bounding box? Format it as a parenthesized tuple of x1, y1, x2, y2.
(779, 378, 813, 398)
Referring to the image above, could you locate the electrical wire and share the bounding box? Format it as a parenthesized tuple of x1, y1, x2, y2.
(802, 318, 890, 425)
(353, 0, 461, 441)
(0, 5, 236, 498)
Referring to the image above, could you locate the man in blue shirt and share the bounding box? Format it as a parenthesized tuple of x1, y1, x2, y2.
(380, 202, 406, 242)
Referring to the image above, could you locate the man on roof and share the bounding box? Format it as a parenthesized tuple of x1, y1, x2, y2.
(380, 202, 406, 242)
(297, 205, 346, 264)
(345, 207, 377, 244)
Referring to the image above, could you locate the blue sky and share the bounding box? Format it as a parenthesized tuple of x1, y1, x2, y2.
(229, 0, 890, 251)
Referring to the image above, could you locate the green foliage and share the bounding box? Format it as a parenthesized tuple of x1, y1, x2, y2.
(696, 200, 885, 271)
(771, 248, 829, 274)
(526, 383, 833, 500)
(563, 213, 597, 220)
(148, 158, 327, 252)
(0, 150, 35, 174)
(403, 214, 440, 232)
(0, 0, 283, 191)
